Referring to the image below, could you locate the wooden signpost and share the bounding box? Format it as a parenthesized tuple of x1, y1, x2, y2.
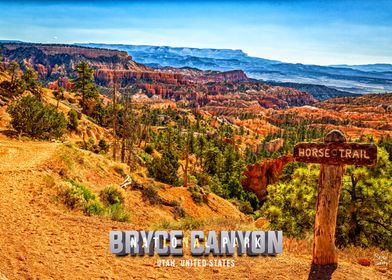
(293, 130, 377, 265)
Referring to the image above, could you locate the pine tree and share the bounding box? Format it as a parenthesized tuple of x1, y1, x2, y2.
(73, 61, 98, 113)
(53, 87, 65, 109)
(9, 61, 20, 85)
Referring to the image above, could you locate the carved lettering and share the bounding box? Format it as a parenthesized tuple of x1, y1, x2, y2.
(294, 143, 377, 166)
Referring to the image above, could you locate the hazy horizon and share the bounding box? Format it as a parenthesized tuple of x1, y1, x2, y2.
(1, 0, 391, 66)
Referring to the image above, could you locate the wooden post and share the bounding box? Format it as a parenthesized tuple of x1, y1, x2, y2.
(293, 130, 377, 266)
(313, 131, 345, 265)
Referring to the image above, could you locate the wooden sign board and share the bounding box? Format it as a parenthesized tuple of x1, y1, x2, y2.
(292, 130, 377, 266)
(294, 142, 377, 166)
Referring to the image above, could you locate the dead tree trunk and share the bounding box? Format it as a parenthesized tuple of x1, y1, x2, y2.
(112, 69, 118, 161)
(181, 142, 189, 188)
(121, 137, 125, 163)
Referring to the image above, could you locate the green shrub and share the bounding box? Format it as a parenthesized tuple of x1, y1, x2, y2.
(144, 144, 154, 154)
(80, 137, 110, 154)
(61, 180, 95, 209)
(7, 95, 67, 139)
(71, 181, 95, 201)
(68, 109, 79, 130)
(188, 186, 203, 204)
(113, 165, 126, 177)
(62, 184, 85, 209)
(194, 172, 211, 187)
(84, 200, 105, 216)
(106, 203, 130, 222)
(84, 137, 96, 152)
(100, 186, 125, 206)
(59, 181, 131, 222)
(98, 138, 109, 153)
(209, 175, 228, 198)
(261, 166, 318, 238)
(237, 200, 254, 214)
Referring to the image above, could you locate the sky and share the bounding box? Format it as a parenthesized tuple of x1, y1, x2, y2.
(0, 0, 391, 65)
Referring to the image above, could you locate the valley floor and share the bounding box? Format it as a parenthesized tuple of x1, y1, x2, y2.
(0, 139, 389, 280)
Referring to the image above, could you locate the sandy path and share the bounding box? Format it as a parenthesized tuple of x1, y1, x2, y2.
(0, 140, 389, 280)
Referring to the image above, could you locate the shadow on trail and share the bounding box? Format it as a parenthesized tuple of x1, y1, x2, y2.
(308, 264, 337, 280)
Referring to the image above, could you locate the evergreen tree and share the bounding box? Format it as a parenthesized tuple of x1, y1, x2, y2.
(148, 150, 180, 186)
(53, 87, 65, 109)
(67, 109, 79, 131)
(9, 61, 20, 85)
(73, 61, 98, 113)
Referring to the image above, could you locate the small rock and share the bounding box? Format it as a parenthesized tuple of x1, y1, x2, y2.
(358, 258, 371, 266)
(16, 254, 26, 261)
(376, 268, 387, 273)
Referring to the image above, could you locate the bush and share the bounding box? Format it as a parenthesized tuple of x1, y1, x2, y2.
(261, 166, 318, 237)
(173, 205, 187, 219)
(84, 200, 105, 216)
(68, 109, 79, 130)
(98, 139, 109, 153)
(59, 181, 130, 222)
(177, 217, 202, 230)
(152, 217, 202, 231)
(62, 184, 85, 209)
(144, 144, 154, 154)
(148, 150, 180, 186)
(99, 186, 125, 206)
(7, 95, 67, 139)
(113, 165, 126, 177)
(84, 137, 96, 152)
(106, 203, 130, 222)
(61, 180, 95, 209)
(80, 137, 109, 154)
(236, 200, 254, 214)
(188, 186, 203, 204)
(141, 185, 161, 205)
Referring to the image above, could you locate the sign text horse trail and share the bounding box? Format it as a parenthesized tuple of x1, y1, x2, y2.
(293, 130, 377, 265)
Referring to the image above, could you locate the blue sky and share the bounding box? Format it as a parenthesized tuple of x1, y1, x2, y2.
(0, 0, 391, 65)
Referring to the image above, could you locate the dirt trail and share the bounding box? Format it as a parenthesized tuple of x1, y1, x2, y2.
(0, 140, 389, 279)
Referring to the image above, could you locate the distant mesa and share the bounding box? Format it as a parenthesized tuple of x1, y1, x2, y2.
(0, 42, 317, 110)
(78, 42, 392, 97)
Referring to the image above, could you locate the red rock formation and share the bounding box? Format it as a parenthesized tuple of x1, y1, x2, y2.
(263, 138, 284, 154)
(265, 86, 317, 106)
(0, 43, 146, 81)
(242, 155, 293, 200)
(94, 69, 183, 87)
(199, 70, 249, 83)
